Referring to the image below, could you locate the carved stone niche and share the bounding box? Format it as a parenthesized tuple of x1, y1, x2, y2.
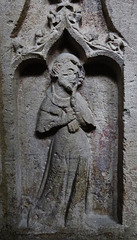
(13, 55, 123, 239)
(1, 0, 126, 239)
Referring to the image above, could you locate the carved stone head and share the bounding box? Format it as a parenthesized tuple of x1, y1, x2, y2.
(50, 53, 85, 92)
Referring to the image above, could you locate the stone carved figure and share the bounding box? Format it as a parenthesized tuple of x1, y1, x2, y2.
(28, 53, 96, 232)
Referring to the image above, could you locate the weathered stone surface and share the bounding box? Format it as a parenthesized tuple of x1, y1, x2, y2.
(0, 0, 137, 239)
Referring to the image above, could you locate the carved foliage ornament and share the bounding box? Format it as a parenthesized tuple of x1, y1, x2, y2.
(12, 0, 126, 65)
(47, 0, 82, 29)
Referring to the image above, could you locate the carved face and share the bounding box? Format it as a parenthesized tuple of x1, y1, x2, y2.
(57, 61, 80, 92)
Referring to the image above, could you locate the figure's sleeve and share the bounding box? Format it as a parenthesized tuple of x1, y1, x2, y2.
(36, 96, 75, 133)
(75, 93, 96, 131)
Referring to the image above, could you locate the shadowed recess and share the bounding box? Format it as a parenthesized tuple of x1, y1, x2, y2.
(48, 0, 81, 3)
(84, 57, 123, 224)
(18, 58, 47, 77)
(84, 61, 117, 81)
(71, 0, 81, 3)
(100, 0, 125, 39)
(11, 0, 31, 38)
(48, 0, 61, 4)
(47, 29, 86, 64)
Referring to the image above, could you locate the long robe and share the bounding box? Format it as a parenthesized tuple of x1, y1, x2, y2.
(29, 85, 95, 231)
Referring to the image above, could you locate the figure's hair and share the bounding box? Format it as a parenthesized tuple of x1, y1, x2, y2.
(50, 53, 85, 85)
